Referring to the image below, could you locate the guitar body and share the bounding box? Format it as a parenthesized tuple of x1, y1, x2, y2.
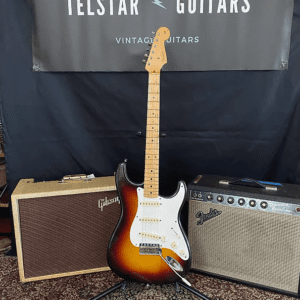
(107, 162, 191, 284)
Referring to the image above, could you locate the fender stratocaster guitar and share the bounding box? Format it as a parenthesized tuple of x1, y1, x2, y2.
(107, 27, 191, 285)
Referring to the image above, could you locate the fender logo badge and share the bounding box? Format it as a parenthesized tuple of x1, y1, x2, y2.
(195, 208, 222, 225)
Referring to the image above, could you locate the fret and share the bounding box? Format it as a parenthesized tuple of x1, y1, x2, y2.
(146, 136, 159, 140)
(145, 150, 159, 155)
(144, 193, 159, 198)
(144, 189, 158, 193)
(145, 164, 159, 169)
(145, 157, 159, 161)
(145, 163, 159, 167)
(147, 116, 159, 123)
(144, 172, 159, 176)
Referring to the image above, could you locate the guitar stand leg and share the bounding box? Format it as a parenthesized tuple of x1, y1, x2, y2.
(176, 282, 212, 300)
(90, 280, 127, 300)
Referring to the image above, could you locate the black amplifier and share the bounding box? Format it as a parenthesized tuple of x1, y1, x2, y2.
(187, 174, 300, 298)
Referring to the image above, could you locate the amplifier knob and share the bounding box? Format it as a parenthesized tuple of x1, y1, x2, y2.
(249, 200, 256, 207)
(206, 194, 213, 201)
(296, 207, 300, 213)
(217, 195, 224, 202)
(260, 201, 268, 209)
(227, 197, 234, 204)
(238, 198, 245, 206)
(193, 192, 197, 197)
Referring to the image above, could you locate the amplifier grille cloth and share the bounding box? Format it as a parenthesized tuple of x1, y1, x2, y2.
(189, 201, 300, 293)
(18, 191, 120, 279)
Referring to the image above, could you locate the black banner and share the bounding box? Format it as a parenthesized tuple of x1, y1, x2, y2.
(32, 0, 294, 71)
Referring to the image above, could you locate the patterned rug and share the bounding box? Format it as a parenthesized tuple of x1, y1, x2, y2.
(0, 256, 297, 300)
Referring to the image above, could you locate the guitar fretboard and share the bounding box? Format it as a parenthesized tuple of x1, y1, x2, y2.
(144, 73, 160, 198)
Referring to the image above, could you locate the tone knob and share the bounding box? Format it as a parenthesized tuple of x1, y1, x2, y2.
(238, 198, 245, 206)
(217, 195, 224, 202)
(260, 201, 268, 209)
(249, 200, 256, 207)
(227, 197, 234, 204)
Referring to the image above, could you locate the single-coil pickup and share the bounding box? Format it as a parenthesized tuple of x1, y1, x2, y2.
(139, 232, 166, 242)
(140, 201, 161, 207)
(140, 217, 161, 223)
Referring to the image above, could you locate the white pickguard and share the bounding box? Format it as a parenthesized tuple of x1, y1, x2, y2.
(130, 183, 190, 261)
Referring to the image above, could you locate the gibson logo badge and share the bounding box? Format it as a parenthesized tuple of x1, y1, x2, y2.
(98, 197, 120, 211)
(195, 208, 222, 225)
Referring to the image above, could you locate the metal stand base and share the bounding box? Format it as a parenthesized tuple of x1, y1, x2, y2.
(90, 280, 211, 300)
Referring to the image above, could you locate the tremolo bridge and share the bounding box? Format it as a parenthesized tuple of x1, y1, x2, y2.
(139, 243, 162, 255)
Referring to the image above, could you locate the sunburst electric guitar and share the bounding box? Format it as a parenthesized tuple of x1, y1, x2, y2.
(107, 27, 191, 285)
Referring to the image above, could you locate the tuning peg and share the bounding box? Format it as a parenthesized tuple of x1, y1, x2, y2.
(142, 59, 147, 64)
(152, 31, 156, 35)
(144, 53, 149, 58)
(148, 43, 153, 47)
(146, 48, 150, 52)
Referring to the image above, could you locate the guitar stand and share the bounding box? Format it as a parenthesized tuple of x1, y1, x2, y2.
(90, 280, 212, 300)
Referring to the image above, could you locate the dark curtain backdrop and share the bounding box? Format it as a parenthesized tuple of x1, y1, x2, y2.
(0, 0, 300, 197)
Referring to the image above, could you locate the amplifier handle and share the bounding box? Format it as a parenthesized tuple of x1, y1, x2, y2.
(59, 174, 95, 183)
(219, 178, 278, 191)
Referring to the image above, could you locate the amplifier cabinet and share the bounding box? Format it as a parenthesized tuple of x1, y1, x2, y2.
(188, 174, 300, 298)
(11, 175, 120, 282)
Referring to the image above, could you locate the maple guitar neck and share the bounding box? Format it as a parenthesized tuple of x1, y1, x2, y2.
(144, 72, 161, 198)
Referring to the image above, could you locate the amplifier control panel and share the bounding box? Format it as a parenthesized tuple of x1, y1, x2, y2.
(189, 190, 300, 217)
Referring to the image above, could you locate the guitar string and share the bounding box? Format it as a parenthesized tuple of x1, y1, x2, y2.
(143, 73, 161, 245)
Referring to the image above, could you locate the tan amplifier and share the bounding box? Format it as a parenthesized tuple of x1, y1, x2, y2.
(11, 174, 120, 282)
(188, 174, 300, 298)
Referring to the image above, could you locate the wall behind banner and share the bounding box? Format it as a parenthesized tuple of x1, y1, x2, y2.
(0, 0, 300, 198)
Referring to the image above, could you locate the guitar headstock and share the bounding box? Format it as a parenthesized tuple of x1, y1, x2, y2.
(143, 27, 170, 73)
